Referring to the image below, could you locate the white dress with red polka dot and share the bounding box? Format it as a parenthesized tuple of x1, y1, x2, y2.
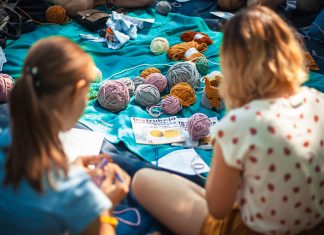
(213, 87, 324, 235)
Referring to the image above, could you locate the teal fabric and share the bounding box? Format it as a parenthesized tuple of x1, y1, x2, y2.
(2, 8, 324, 165)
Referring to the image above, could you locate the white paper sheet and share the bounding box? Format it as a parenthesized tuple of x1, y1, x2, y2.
(59, 128, 105, 163)
(210, 11, 234, 20)
(152, 148, 210, 175)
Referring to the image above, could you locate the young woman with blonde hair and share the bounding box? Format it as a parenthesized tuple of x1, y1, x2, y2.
(0, 36, 130, 235)
(132, 6, 324, 235)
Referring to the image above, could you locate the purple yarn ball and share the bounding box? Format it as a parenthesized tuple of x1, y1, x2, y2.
(187, 113, 212, 141)
(98, 80, 130, 112)
(0, 73, 14, 103)
(161, 96, 182, 115)
(145, 73, 167, 93)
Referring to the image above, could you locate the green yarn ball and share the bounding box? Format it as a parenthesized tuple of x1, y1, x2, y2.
(196, 58, 209, 76)
(88, 83, 101, 100)
(93, 67, 103, 83)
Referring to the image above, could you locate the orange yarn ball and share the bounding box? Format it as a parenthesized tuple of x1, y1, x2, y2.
(170, 82, 196, 107)
(140, 68, 161, 79)
(46, 5, 69, 24)
(167, 41, 207, 62)
(180, 31, 213, 45)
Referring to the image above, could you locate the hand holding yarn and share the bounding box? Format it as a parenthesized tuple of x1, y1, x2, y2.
(0, 73, 14, 103)
(187, 113, 212, 141)
(98, 80, 130, 113)
(150, 37, 169, 55)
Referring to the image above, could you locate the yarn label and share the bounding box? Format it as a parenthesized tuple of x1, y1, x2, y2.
(130, 116, 185, 145)
(194, 34, 204, 40)
(185, 48, 199, 59)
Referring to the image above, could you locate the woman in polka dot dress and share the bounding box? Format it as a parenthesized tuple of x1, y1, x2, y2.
(131, 6, 324, 235)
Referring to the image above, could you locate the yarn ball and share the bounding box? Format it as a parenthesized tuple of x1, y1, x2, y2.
(156, 1, 172, 15)
(46, 5, 69, 24)
(170, 82, 196, 107)
(118, 77, 135, 96)
(150, 37, 169, 55)
(187, 113, 212, 141)
(180, 31, 213, 45)
(135, 84, 160, 108)
(93, 67, 103, 83)
(141, 67, 161, 79)
(145, 73, 167, 93)
(201, 93, 225, 112)
(0, 73, 14, 103)
(161, 95, 182, 115)
(98, 80, 130, 112)
(166, 61, 200, 88)
(133, 76, 146, 89)
(196, 57, 209, 75)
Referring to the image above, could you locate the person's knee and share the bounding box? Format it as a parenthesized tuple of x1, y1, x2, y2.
(132, 168, 154, 197)
(57, 0, 95, 16)
(218, 0, 245, 11)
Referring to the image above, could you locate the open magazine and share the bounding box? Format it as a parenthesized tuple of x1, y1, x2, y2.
(171, 117, 218, 149)
(130, 116, 185, 145)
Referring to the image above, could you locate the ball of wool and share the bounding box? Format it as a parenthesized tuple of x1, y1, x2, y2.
(156, 1, 172, 15)
(98, 80, 129, 113)
(201, 93, 225, 112)
(170, 82, 196, 107)
(118, 77, 135, 96)
(161, 95, 182, 115)
(141, 67, 161, 79)
(166, 61, 200, 88)
(93, 67, 103, 83)
(196, 57, 209, 76)
(45, 5, 69, 24)
(145, 73, 167, 93)
(0, 73, 14, 103)
(135, 84, 160, 108)
(133, 76, 146, 89)
(187, 113, 212, 141)
(150, 37, 169, 55)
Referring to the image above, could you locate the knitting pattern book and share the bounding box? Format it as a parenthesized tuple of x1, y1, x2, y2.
(130, 116, 185, 145)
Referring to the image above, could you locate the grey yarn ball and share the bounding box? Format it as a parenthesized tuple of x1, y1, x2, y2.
(133, 76, 146, 89)
(135, 84, 161, 108)
(156, 1, 172, 15)
(166, 61, 200, 89)
(118, 77, 135, 96)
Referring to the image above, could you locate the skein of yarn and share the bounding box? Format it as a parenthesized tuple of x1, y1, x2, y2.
(0, 73, 14, 103)
(133, 76, 146, 89)
(145, 73, 167, 93)
(166, 61, 200, 88)
(135, 84, 160, 108)
(156, 1, 172, 15)
(118, 77, 135, 96)
(170, 82, 196, 107)
(150, 37, 169, 55)
(187, 113, 212, 141)
(98, 80, 130, 112)
(167, 41, 208, 62)
(195, 57, 209, 75)
(161, 95, 182, 114)
(88, 83, 101, 100)
(46, 5, 69, 24)
(141, 67, 161, 79)
(180, 31, 213, 45)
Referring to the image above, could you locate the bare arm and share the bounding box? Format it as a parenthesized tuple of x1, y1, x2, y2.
(205, 142, 240, 219)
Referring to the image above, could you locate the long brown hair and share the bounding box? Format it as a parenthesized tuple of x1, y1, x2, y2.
(4, 36, 95, 193)
(220, 6, 307, 109)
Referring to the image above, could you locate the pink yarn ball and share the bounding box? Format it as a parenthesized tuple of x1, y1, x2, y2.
(187, 113, 211, 141)
(145, 73, 167, 93)
(98, 80, 130, 113)
(161, 95, 182, 115)
(0, 73, 14, 103)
